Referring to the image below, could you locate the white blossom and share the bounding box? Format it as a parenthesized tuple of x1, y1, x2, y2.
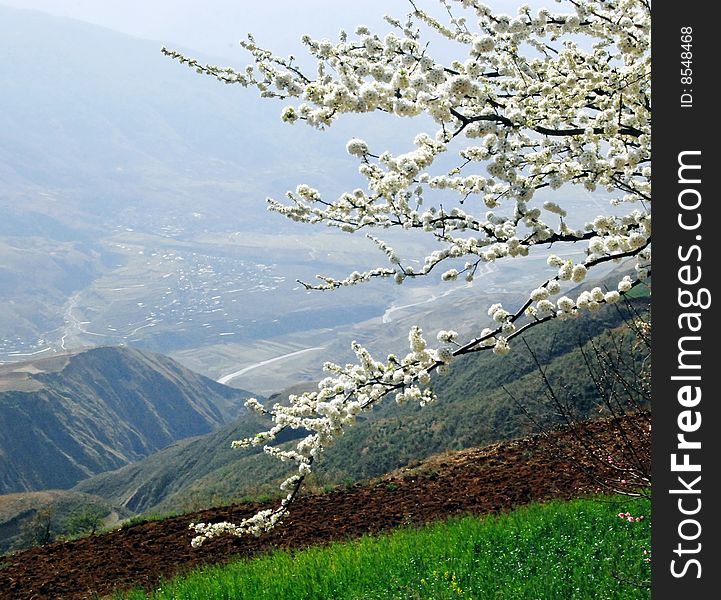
(604, 290, 621, 304)
(281, 106, 298, 123)
(346, 138, 369, 157)
(558, 261, 573, 281)
(556, 296, 575, 312)
(591, 287, 605, 302)
(536, 299, 556, 316)
(163, 0, 651, 543)
(571, 264, 588, 283)
(618, 276, 634, 292)
(437, 329, 459, 343)
(493, 337, 511, 356)
(543, 201, 567, 218)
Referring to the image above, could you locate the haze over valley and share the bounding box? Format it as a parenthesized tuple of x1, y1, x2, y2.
(1, 3, 617, 396)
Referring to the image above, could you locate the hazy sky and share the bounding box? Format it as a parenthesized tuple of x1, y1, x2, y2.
(0, 0, 524, 60)
(0, 1, 414, 60)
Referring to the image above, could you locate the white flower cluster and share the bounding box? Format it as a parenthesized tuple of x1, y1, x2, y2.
(188, 272, 559, 544)
(189, 326, 452, 546)
(346, 138, 369, 157)
(190, 504, 285, 547)
(163, 0, 651, 541)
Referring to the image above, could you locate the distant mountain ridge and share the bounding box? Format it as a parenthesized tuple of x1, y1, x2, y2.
(0, 346, 254, 494)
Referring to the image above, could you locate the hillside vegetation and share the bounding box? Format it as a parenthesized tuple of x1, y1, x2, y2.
(0, 490, 131, 554)
(74, 294, 649, 514)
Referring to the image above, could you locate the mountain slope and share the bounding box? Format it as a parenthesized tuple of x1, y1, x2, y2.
(0, 489, 131, 554)
(0, 4, 269, 193)
(0, 347, 254, 494)
(71, 411, 300, 513)
(73, 295, 650, 513)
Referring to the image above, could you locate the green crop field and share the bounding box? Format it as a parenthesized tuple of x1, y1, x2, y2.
(119, 495, 651, 600)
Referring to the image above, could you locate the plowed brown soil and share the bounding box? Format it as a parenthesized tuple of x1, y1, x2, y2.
(0, 416, 650, 600)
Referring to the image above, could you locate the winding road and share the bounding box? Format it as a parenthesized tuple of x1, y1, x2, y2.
(217, 346, 325, 385)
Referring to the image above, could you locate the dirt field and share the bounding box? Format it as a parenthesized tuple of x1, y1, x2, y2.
(0, 416, 650, 600)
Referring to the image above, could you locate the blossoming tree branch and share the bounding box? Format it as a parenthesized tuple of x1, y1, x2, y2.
(162, 0, 650, 546)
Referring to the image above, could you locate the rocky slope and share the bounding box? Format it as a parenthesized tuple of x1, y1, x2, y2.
(0, 346, 253, 494)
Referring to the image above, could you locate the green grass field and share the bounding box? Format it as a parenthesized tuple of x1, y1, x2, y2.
(118, 495, 651, 600)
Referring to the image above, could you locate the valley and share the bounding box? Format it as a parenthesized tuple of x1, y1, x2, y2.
(0, 210, 598, 395)
(0, 3, 621, 397)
